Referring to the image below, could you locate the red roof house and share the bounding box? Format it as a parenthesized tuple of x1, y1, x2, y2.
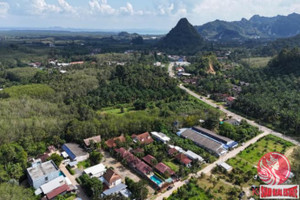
(103, 169, 122, 188)
(168, 148, 178, 156)
(155, 162, 175, 176)
(175, 153, 192, 167)
(131, 132, 153, 145)
(105, 135, 126, 148)
(46, 184, 69, 200)
(83, 135, 101, 147)
(142, 155, 157, 166)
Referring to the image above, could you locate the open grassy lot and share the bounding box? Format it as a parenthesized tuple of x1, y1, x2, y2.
(238, 134, 294, 166)
(214, 134, 295, 189)
(196, 175, 242, 200)
(241, 57, 272, 68)
(164, 161, 180, 172)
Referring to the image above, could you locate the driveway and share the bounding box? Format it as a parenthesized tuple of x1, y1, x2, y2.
(101, 151, 155, 195)
(59, 163, 90, 200)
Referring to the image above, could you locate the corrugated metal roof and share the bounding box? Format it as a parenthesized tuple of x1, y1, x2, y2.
(102, 183, 127, 196)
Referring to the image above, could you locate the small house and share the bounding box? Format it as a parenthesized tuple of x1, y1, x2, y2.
(27, 160, 60, 189)
(151, 132, 170, 144)
(103, 169, 122, 188)
(105, 135, 126, 148)
(217, 162, 232, 172)
(175, 153, 192, 168)
(62, 143, 89, 162)
(83, 163, 106, 178)
(83, 135, 101, 149)
(131, 132, 154, 145)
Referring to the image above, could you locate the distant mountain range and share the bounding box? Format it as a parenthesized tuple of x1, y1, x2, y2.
(195, 13, 300, 41)
(158, 18, 204, 52)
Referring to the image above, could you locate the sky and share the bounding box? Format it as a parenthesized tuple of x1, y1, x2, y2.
(1, 0, 300, 33)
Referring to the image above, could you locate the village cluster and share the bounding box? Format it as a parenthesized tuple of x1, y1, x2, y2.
(26, 123, 239, 199)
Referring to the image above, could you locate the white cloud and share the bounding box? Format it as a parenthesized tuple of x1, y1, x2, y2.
(158, 3, 174, 15)
(0, 2, 9, 17)
(32, 0, 61, 15)
(120, 2, 144, 16)
(58, 0, 76, 14)
(89, 0, 116, 15)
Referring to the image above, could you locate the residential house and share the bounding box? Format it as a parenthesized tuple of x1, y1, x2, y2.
(151, 132, 170, 144)
(83, 163, 106, 178)
(46, 184, 70, 200)
(115, 148, 153, 177)
(27, 160, 60, 189)
(62, 143, 89, 162)
(155, 162, 175, 177)
(175, 153, 192, 168)
(35, 176, 67, 196)
(105, 135, 126, 148)
(83, 135, 101, 149)
(226, 96, 236, 106)
(102, 183, 131, 198)
(168, 148, 178, 156)
(70, 61, 84, 65)
(103, 169, 122, 188)
(142, 155, 157, 166)
(131, 132, 154, 145)
(224, 118, 241, 126)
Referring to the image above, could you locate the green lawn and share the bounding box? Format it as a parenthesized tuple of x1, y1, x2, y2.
(77, 160, 91, 169)
(241, 57, 272, 68)
(217, 135, 294, 187)
(164, 161, 180, 172)
(238, 135, 293, 166)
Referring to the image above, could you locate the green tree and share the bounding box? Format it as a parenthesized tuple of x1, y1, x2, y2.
(89, 151, 103, 165)
(48, 153, 63, 167)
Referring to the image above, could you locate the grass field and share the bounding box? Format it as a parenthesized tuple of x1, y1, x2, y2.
(77, 160, 91, 169)
(197, 175, 241, 200)
(164, 161, 180, 172)
(241, 57, 272, 68)
(238, 135, 294, 166)
(216, 135, 295, 188)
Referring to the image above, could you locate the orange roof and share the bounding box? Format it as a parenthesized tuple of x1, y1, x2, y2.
(46, 184, 69, 200)
(105, 135, 126, 148)
(83, 135, 101, 147)
(175, 153, 192, 165)
(103, 169, 121, 185)
(131, 132, 153, 145)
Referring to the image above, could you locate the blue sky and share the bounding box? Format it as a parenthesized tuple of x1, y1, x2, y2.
(1, 0, 300, 33)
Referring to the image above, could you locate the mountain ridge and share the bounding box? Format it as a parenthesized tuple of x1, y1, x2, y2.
(195, 13, 300, 41)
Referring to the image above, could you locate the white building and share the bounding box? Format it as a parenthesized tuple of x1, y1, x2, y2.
(217, 162, 232, 172)
(151, 132, 170, 144)
(185, 150, 204, 162)
(83, 163, 106, 178)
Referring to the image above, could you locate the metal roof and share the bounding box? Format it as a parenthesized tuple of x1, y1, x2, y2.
(181, 129, 227, 155)
(83, 163, 106, 177)
(102, 183, 127, 196)
(40, 176, 66, 194)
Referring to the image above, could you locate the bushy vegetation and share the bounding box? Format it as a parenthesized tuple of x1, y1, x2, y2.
(167, 178, 214, 200)
(125, 177, 148, 200)
(0, 183, 37, 200)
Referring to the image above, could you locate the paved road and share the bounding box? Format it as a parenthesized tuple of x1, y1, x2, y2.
(155, 63, 300, 200)
(60, 164, 90, 200)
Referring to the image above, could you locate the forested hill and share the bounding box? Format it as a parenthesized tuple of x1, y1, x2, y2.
(158, 18, 204, 53)
(267, 48, 300, 75)
(195, 13, 300, 41)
